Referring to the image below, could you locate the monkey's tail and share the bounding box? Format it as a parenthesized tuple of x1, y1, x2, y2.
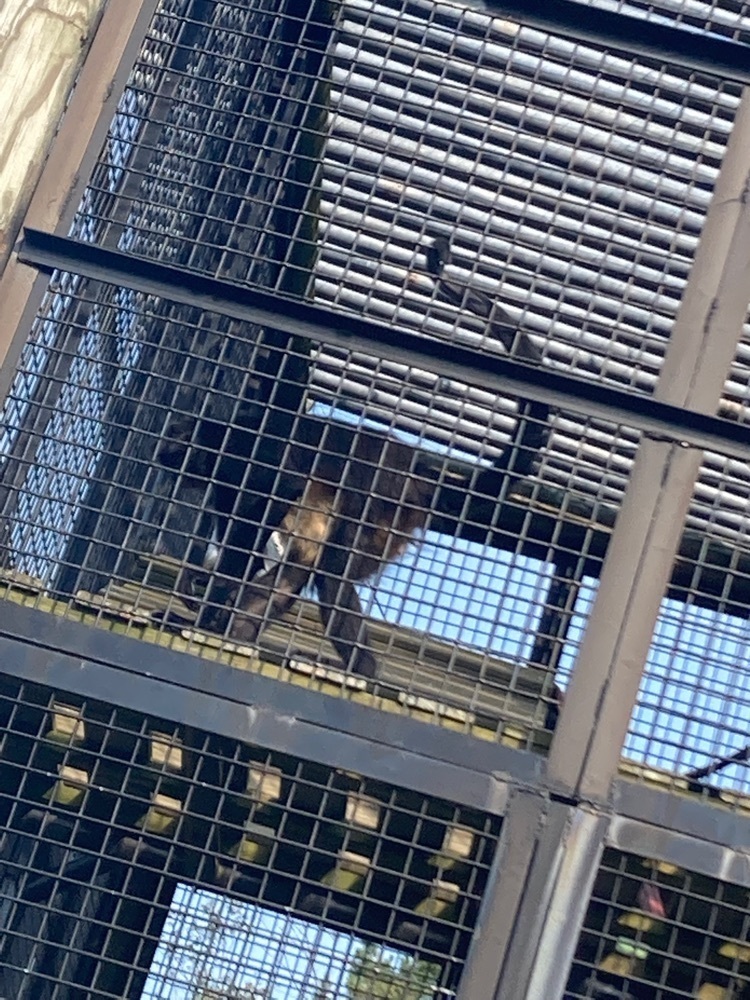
(423, 236, 551, 479)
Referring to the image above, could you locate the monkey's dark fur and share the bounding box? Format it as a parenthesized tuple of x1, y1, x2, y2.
(159, 413, 441, 677)
(157, 239, 550, 678)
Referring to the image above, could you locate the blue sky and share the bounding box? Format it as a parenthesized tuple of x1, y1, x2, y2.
(141, 884, 438, 999)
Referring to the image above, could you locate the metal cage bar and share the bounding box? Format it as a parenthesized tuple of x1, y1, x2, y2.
(0, 1, 749, 998)
(0, 0, 160, 376)
(547, 84, 750, 802)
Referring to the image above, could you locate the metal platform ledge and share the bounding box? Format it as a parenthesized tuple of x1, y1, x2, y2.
(0, 535, 554, 736)
(0, 576, 547, 815)
(2, 576, 750, 831)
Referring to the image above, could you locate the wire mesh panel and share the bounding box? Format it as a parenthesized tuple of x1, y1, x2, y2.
(1, 270, 636, 747)
(0, 674, 500, 997)
(3, 0, 750, 998)
(76, 0, 331, 293)
(69, 0, 745, 395)
(143, 890, 448, 999)
(565, 845, 750, 999)
(619, 436, 750, 800)
(2, 0, 748, 756)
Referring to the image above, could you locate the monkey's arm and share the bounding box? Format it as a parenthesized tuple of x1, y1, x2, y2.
(315, 576, 379, 679)
(313, 518, 379, 678)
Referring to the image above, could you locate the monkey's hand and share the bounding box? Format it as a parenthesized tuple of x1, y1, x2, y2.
(227, 613, 261, 647)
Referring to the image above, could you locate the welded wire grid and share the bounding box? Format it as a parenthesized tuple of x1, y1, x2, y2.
(143, 889, 447, 999)
(2, 0, 750, 742)
(73, 0, 744, 398)
(618, 439, 750, 800)
(0, 675, 499, 997)
(0, 273, 626, 744)
(565, 847, 750, 999)
(2, 0, 750, 997)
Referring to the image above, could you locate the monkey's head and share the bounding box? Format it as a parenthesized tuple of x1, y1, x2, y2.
(157, 415, 226, 481)
(157, 411, 288, 506)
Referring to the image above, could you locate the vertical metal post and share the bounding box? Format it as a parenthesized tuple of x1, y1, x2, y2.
(506, 808, 609, 1000)
(460, 797, 609, 1000)
(546, 86, 750, 803)
(0, 0, 159, 378)
(458, 789, 548, 1000)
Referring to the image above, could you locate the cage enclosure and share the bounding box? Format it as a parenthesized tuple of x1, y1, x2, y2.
(0, 0, 749, 997)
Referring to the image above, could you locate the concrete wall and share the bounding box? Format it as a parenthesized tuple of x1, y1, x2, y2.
(0, 0, 107, 267)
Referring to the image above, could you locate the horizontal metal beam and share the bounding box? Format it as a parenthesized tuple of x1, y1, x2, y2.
(470, 0, 750, 84)
(612, 777, 750, 856)
(18, 229, 750, 464)
(4, 596, 750, 828)
(3, 600, 750, 866)
(608, 812, 750, 886)
(0, 600, 539, 814)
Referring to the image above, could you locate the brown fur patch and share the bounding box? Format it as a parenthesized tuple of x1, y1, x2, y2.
(280, 480, 336, 567)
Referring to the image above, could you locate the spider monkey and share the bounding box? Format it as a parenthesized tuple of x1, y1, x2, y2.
(157, 239, 550, 678)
